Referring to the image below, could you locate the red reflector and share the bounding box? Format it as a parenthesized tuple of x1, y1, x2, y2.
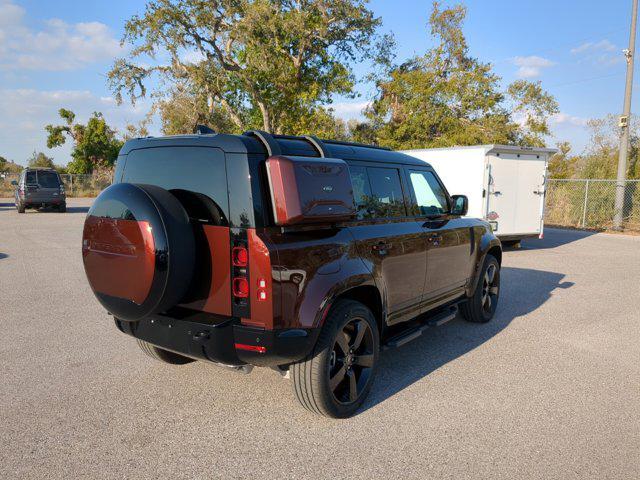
(232, 246, 248, 267)
(234, 343, 266, 353)
(257, 289, 267, 301)
(232, 277, 249, 298)
(258, 278, 266, 289)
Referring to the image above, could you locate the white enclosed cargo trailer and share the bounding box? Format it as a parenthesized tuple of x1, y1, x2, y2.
(402, 145, 557, 243)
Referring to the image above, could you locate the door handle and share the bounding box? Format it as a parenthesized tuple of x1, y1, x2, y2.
(427, 233, 443, 245)
(372, 241, 392, 254)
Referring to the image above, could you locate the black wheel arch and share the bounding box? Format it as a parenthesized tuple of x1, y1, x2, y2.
(466, 233, 502, 297)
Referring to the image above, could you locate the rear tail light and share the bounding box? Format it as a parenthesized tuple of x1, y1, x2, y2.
(234, 343, 266, 353)
(59, 185, 65, 194)
(232, 277, 249, 298)
(232, 246, 248, 267)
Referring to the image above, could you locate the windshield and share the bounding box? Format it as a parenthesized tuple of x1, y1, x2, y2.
(36, 171, 61, 188)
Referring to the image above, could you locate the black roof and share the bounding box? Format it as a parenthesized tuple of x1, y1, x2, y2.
(120, 131, 430, 167)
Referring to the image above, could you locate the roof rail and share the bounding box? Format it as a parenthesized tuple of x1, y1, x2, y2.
(321, 139, 391, 151)
(301, 135, 329, 158)
(242, 130, 282, 156)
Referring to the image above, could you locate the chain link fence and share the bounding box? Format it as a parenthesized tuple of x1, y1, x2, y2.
(546, 179, 640, 232)
(2, 171, 640, 232)
(0, 172, 112, 198)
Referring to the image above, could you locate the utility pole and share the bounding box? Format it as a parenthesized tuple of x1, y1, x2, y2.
(614, 0, 639, 230)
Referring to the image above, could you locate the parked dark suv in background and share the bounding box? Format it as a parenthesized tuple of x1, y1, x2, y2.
(82, 130, 502, 418)
(13, 168, 66, 213)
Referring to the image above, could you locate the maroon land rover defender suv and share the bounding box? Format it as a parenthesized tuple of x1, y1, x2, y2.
(82, 130, 502, 418)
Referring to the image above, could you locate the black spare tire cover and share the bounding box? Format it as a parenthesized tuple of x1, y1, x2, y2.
(82, 183, 195, 321)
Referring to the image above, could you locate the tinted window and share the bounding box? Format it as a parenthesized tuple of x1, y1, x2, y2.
(408, 170, 449, 216)
(25, 171, 37, 185)
(349, 166, 372, 220)
(36, 171, 60, 188)
(365, 167, 406, 218)
(122, 147, 229, 222)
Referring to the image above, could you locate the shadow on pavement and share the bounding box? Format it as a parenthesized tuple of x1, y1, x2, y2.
(0, 202, 15, 211)
(517, 228, 597, 250)
(362, 266, 574, 413)
(0, 253, 8, 260)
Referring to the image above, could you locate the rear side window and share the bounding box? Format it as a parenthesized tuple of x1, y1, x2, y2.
(407, 170, 449, 216)
(366, 167, 406, 218)
(349, 165, 406, 219)
(25, 171, 37, 185)
(349, 166, 372, 220)
(122, 147, 229, 224)
(36, 171, 61, 188)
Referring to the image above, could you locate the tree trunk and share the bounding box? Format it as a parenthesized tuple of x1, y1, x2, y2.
(258, 102, 273, 133)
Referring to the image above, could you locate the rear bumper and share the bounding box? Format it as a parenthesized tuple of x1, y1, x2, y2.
(19, 195, 65, 205)
(115, 313, 319, 368)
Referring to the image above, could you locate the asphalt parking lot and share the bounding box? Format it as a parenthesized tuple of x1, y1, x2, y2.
(1, 198, 639, 479)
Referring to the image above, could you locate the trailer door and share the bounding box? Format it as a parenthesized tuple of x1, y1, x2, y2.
(487, 154, 546, 237)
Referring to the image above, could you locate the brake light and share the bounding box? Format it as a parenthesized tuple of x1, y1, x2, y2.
(232, 277, 249, 298)
(234, 343, 266, 353)
(232, 246, 248, 267)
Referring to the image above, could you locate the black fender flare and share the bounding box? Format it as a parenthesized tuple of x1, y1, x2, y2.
(287, 255, 379, 330)
(466, 232, 502, 297)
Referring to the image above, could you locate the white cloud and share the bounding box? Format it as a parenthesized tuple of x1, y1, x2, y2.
(571, 39, 616, 55)
(550, 112, 588, 127)
(329, 101, 370, 120)
(0, 1, 122, 71)
(180, 49, 206, 65)
(513, 56, 556, 79)
(0, 89, 154, 165)
(570, 39, 622, 66)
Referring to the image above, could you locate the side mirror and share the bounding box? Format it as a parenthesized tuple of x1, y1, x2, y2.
(11, 180, 18, 186)
(451, 195, 468, 216)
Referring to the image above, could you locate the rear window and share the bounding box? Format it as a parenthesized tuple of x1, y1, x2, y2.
(36, 171, 61, 188)
(121, 147, 229, 224)
(25, 171, 37, 185)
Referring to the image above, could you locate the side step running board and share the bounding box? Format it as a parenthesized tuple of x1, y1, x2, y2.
(383, 305, 458, 351)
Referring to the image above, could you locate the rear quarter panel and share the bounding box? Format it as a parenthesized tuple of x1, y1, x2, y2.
(267, 227, 375, 329)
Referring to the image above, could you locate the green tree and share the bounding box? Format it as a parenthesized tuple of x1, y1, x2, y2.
(548, 142, 579, 179)
(45, 109, 123, 174)
(576, 115, 640, 180)
(364, 2, 557, 150)
(109, 0, 387, 134)
(0, 158, 22, 174)
(507, 80, 559, 147)
(27, 151, 55, 168)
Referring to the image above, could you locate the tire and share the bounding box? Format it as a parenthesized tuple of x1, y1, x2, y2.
(461, 254, 500, 323)
(136, 339, 194, 365)
(58, 203, 66, 213)
(502, 240, 521, 249)
(17, 202, 25, 213)
(82, 183, 195, 322)
(291, 300, 379, 418)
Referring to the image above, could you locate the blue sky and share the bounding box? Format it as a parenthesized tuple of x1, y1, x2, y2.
(0, 0, 636, 165)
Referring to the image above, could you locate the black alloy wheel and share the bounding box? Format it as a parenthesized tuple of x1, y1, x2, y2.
(480, 262, 499, 316)
(291, 299, 379, 418)
(328, 317, 375, 404)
